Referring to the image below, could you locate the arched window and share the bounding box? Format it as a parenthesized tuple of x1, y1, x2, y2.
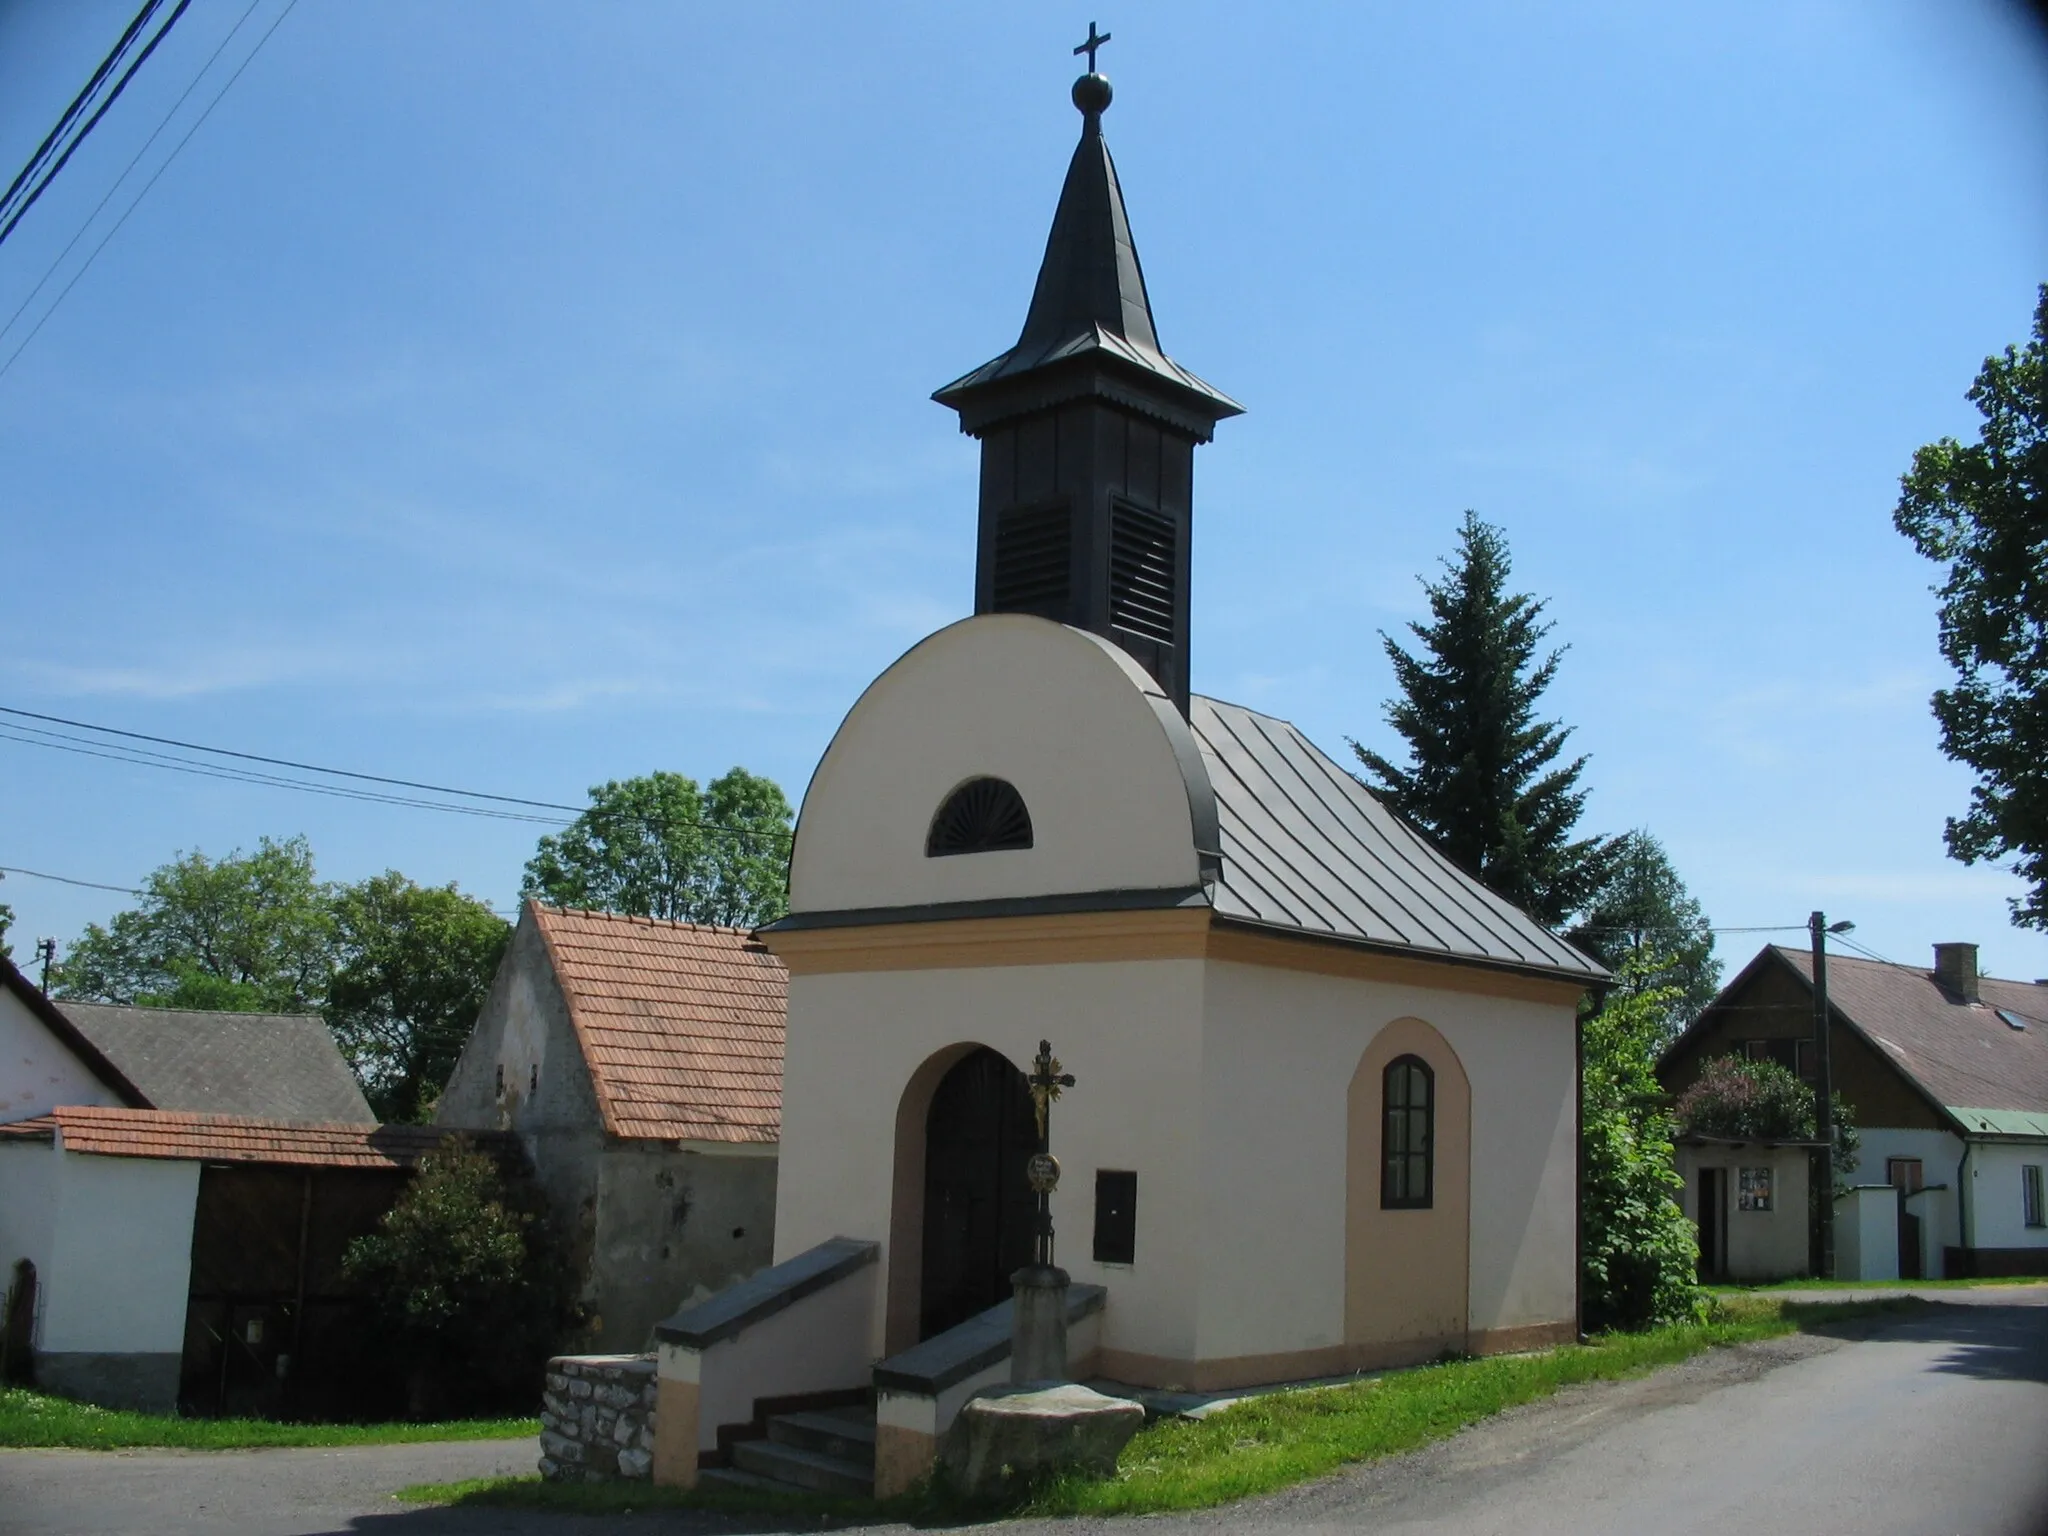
(1381, 1055, 1434, 1209)
(926, 777, 1033, 857)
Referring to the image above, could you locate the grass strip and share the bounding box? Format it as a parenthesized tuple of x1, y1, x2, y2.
(0, 1388, 536, 1451)
(1710, 1276, 2041, 1293)
(397, 1296, 1920, 1519)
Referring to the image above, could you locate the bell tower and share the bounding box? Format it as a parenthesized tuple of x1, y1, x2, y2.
(933, 46, 1241, 715)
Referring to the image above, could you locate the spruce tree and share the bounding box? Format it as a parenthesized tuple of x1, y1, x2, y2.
(1352, 511, 1611, 929)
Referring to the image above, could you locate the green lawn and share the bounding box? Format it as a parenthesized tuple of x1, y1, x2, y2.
(398, 1295, 1920, 1519)
(1710, 1276, 2043, 1293)
(0, 1388, 537, 1451)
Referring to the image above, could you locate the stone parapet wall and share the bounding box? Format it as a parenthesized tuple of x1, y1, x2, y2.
(540, 1353, 658, 1482)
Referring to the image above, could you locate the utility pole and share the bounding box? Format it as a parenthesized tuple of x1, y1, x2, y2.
(33, 937, 55, 994)
(1809, 911, 1852, 1280)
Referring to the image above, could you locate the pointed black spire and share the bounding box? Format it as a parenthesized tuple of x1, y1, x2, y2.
(934, 70, 1240, 435)
(934, 60, 1240, 715)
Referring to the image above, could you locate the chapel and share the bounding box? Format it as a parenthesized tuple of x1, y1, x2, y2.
(650, 53, 1603, 1497)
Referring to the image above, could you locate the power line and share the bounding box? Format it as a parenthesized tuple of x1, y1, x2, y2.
(0, 864, 141, 896)
(0, 0, 193, 250)
(0, 0, 300, 381)
(0, 704, 795, 847)
(0, 0, 265, 352)
(0, 705, 582, 812)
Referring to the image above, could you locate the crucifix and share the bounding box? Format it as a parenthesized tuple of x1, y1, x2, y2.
(1025, 1039, 1076, 1266)
(1072, 21, 1111, 74)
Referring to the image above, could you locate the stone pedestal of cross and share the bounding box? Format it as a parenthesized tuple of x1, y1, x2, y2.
(1012, 1039, 1076, 1383)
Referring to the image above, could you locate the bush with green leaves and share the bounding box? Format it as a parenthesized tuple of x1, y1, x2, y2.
(343, 1141, 579, 1416)
(1580, 958, 1703, 1332)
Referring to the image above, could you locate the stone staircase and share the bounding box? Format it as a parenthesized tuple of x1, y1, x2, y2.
(700, 1404, 876, 1497)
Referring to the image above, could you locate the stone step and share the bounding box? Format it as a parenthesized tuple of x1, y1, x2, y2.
(728, 1436, 875, 1496)
(697, 1465, 795, 1495)
(768, 1408, 877, 1465)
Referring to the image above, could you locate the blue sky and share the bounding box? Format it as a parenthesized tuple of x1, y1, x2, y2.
(1, 2, 2044, 983)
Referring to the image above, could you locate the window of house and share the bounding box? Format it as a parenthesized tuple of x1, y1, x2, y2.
(1738, 1166, 1773, 1211)
(2025, 1165, 2045, 1230)
(1888, 1157, 1925, 1195)
(1093, 1170, 1137, 1264)
(1381, 1056, 1434, 1210)
(1795, 1039, 1815, 1080)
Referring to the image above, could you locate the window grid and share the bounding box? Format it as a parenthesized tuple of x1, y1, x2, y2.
(1381, 1055, 1434, 1210)
(2025, 1165, 2044, 1230)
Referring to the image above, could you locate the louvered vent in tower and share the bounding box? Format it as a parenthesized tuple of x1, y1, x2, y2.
(926, 777, 1034, 857)
(991, 501, 1071, 617)
(1109, 501, 1176, 646)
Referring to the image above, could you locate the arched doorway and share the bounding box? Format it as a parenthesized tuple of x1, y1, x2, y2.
(918, 1046, 1037, 1340)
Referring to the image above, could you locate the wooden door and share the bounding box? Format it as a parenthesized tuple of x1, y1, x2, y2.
(1888, 1158, 1925, 1279)
(918, 1047, 1037, 1340)
(1696, 1168, 1725, 1280)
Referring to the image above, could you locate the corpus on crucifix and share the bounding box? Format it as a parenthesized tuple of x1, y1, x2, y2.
(1025, 1039, 1075, 1268)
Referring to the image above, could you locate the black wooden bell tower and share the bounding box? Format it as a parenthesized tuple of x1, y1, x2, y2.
(933, 63, 1241, 716)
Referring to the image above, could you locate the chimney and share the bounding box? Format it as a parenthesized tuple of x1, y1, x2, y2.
(1933, 942, 1980, 1004)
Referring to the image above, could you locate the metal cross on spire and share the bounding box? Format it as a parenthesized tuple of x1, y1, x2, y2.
(1073, 21, 1111, 73)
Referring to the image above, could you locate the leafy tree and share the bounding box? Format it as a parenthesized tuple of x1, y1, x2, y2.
(1580, 958, 1702, 1331)
(1894, 286, 2048, 928)
(55, 836, 334, 1011)
(1571, 830, 1721, 1036)
(0, 892, 13, 962)
(1673, 1055, 1860, 1191)
(522, 768, 794, 927)
(325, 874, 511, 1123)
(1353, 511, 1613, 929)
(343, 1139, 580, 1415)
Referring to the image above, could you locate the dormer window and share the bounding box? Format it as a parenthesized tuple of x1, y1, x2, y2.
(927, 777, 1033, 857)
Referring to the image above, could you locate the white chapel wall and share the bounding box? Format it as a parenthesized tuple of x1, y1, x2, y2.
(1195, 960, 1577, 1362)
(772, 957, 1208, 1366)
(789, 616, 1205, 913)
(0, 987, 122, 1123)
(0, 1141, 58, 1309)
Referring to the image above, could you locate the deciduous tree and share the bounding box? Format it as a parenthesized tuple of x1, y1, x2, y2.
(1353, 511, 1612, 928)
(55, 836, 333, 1011)
(1895, 286, 2048, 927)
(325, 874, 510, 1123)
(522, 768, 794, 927)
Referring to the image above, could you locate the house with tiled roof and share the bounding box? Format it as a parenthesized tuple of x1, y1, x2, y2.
(1660, 941, 2048, 1281)
(435, 902, 786, 1352)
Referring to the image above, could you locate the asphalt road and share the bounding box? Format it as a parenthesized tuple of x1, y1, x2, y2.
(2, 1291, 2044, 1536)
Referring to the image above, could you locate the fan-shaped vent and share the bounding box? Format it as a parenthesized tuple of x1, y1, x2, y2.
(927, 777, 1034, 857)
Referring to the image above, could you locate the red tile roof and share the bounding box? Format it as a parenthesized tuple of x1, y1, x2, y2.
(4, 1105, 512, 1169)
(529, 905, 785, 1145)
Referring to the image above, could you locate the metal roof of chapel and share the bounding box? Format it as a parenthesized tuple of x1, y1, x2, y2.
(1192, 696, 1604, 983)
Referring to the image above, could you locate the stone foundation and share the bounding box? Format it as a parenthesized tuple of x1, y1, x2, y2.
(540, 1354, 658, 1482)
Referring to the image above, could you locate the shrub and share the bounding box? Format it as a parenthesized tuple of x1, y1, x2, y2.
(1581, 958, 1704, 1331)
(343, 1140, 580, 1417)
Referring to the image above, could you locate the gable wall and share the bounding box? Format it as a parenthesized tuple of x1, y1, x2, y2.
(437, 916, 606, 1314)
(0, 987, 123, 1124)
(790, 616, 1204, 913)
(1662, 958, 1946, 1132)
(773, 957, 1209, 1366)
